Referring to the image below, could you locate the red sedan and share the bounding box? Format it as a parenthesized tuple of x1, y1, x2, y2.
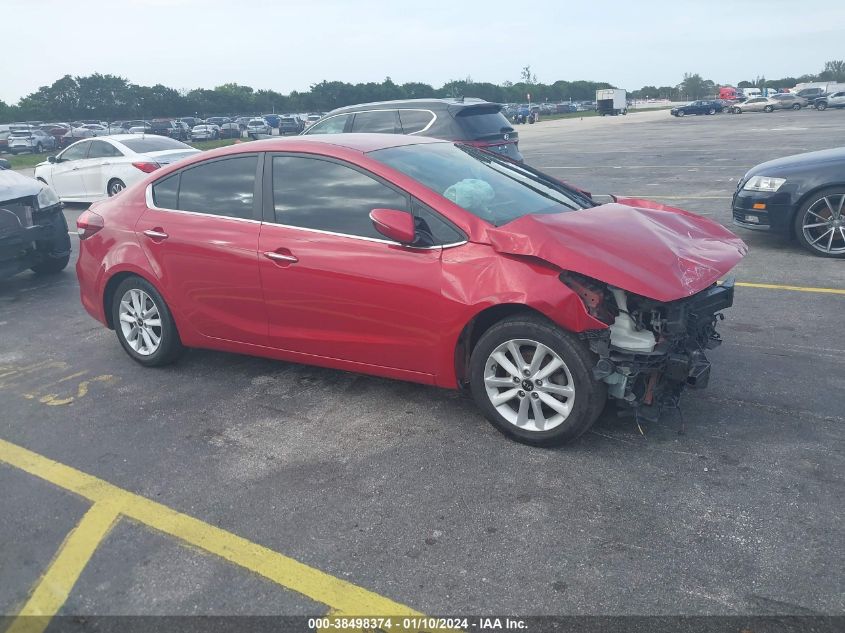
(76, 134, 746, 445)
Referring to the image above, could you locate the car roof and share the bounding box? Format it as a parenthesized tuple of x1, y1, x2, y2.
(187, 133, 446, 161)
(326, 98, 499, 116)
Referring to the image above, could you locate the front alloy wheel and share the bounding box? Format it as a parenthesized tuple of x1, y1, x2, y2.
(470, 315, 606, 446)
(795, 188, 845, 258)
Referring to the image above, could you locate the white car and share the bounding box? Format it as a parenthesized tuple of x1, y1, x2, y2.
(246, 118, 271, 135)
(191, 125, 219, 141)
(34, 135, 199, 202)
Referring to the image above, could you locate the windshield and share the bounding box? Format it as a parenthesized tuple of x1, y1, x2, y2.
(371, 142, 593, 226)
(121, 137, 193, 153)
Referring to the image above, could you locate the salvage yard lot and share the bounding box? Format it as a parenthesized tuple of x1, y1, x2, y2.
(1, 109, 843, 622)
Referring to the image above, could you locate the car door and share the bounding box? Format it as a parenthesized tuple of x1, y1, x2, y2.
(49, 140, 91, 199)
(81, 140, 124, 198)
(257, 153, 455, 377)
(135, 154, 268, 346)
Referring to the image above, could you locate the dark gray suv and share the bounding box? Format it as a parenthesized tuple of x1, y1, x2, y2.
(303, 98, 523, 162)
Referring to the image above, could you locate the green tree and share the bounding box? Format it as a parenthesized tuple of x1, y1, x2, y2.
(679, 73, 715, 99)
(520, 65, 537, 85)
(820, 60, 845, 82)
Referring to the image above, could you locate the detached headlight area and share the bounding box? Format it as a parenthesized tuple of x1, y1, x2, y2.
(36, 186, 61, 210)
(742, 175, 786, 192)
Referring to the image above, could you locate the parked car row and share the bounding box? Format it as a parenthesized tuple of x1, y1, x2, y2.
(670, 93, 845, 117)
(0, 113, 328, 155)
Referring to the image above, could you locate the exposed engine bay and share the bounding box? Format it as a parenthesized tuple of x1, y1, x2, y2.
(561, 271, 735, 421)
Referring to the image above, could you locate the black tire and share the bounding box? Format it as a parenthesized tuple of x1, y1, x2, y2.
(816, 102, 827, 111)
(792, 103, 801, 110)
(708, 108, 716, 115)
(31, 253, 70, 275)
(677, 110, 685, 117)
(793, 187, 845, 259)
(31, 212, 70, 275)
(764, 105, 774, 113)
(107, 178, 126, 197)
(469, 315, 606, 447)
(111, 276, 185, 367)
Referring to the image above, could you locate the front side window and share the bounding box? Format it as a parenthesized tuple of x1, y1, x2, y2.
(371, 142, 590, 226)
(155, 156, 257, 220)
(350, 110, 399, 134)
(271, 155, 409, 239)
(304, 114, 349, 135)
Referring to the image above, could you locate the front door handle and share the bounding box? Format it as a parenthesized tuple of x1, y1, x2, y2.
(263, 251, 298, 264)
(143, 228, 169, 240)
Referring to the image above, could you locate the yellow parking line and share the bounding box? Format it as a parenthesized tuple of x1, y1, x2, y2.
(6, 502, 121, 633)
(735, 281, 845, 295)
(0, 438, 420, 621)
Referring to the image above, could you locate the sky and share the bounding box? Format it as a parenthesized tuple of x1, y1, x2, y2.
(3, 0, 845, 104)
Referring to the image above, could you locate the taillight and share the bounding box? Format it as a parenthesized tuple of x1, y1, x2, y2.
(76, 210, 104, 240)
(132, 161, 160, 173)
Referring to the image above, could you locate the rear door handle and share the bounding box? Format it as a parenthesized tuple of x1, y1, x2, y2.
(263, 251, 298, 264)
(143, 228, 169, 240)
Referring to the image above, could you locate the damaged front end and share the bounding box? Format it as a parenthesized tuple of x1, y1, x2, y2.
(561, 271, 735, 421)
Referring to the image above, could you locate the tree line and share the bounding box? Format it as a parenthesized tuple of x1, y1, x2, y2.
(0, 68, 612, 123)
(2, 61, 842, 123)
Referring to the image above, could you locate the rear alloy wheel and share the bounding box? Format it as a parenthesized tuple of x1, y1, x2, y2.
(112, 277, 185, 366)
(108, 179, 126, 196)
(794, 188, 845, 258)
(470, 316, 605, 446)
(816, 102, 827, 111)
(764, 105, 774, 112)
(792, 103, 801, 110)
(708, 108, 716, 115)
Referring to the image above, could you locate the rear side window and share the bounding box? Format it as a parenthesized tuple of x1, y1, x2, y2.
(156, 156, 258, 220)
(399, 110, 434, 134)
(304, 114, 348, 134)
(271, 155, 409, 239)
(60, 141, 90, 161)
(152, 174, 179, 208)
(453, 107, 513, 140)
(87, 141, 122, 159)
(350, 110, 399, 134)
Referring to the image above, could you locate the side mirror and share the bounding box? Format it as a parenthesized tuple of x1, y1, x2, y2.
(48, 155, 57, 163)
(369, 208, 415, 244)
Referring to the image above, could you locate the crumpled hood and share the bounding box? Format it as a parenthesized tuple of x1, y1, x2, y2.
(485, 202, 747, 302)
(0, 169, 44, 200)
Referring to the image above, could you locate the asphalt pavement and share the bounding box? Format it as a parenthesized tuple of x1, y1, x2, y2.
(1, 108, 843, 623)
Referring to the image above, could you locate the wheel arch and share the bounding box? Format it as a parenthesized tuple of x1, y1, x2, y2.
(102, 269, 163, 330)
(453, 304, 553, 388)
(791, 182, 845, 237)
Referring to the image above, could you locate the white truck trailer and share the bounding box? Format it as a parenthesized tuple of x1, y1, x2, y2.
(596, 88, 627, 116)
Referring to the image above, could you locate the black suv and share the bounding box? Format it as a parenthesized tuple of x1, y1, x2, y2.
(795, 88, 827, 108)
(303, 98, 523, 162)
(150, 120, 188, 141)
